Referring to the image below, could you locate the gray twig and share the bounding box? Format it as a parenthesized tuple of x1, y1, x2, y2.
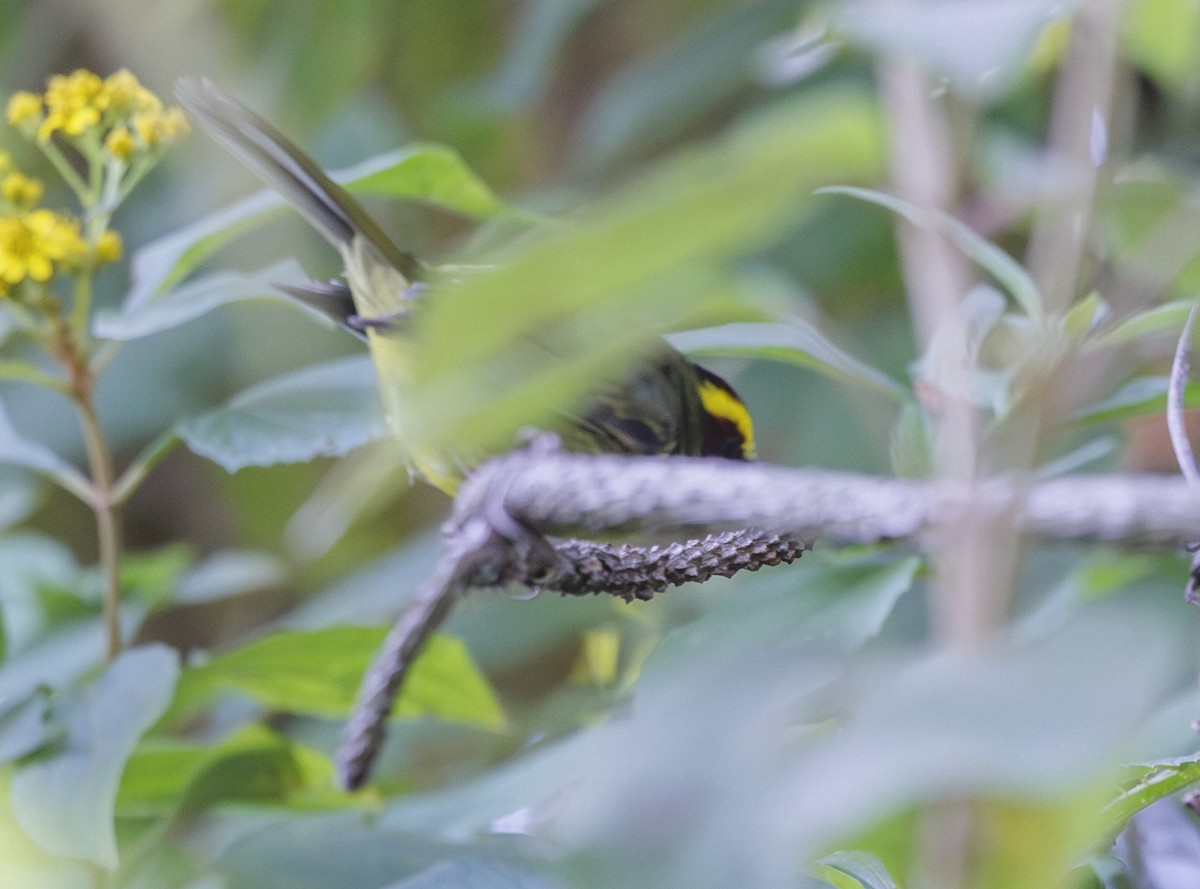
(460, 451, 1200, 545)
(335, 468, 805, 790)
(1168, 303, 1199, 485)
(338, 447, 1200, 790)
(1167, 302, 1200, 603)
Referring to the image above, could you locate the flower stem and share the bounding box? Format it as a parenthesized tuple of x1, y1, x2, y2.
(55, 312, 124, 660)
(39, 139, 90, 202)
(76, 390, 123, 660)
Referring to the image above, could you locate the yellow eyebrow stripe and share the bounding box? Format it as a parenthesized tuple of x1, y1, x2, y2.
(697, 379, 756, 459)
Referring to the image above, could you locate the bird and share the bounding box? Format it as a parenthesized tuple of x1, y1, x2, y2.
(176, 78, 755, 494)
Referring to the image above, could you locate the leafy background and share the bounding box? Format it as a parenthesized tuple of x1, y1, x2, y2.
(3, 1, 1200, 888)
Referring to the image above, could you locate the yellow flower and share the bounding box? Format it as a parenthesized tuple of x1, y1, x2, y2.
(160, 107, 190, 140)
(104, 126, 136, 161)
(132, 106, 189, 148)
(0, 209, 86, 286)
(1, 172, 44, 209)
(6, 91, 42, 131)
(101, 69, 141, 112)
(95, 229, 122, 263)
(38, 69, 105, 140)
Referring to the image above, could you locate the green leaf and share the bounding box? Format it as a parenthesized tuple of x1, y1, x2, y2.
(179, 627, 503, 728)
(1123, 0, 1200, 88)
(0, 532, 81, 652)
(0, 770, 95, 889)
(1060, 292, 1106, 338)
(124, 189, 283, 311)
(1071, 375, 1200, 424)
(120, 544, 194, 608)
(216, 811, 467, 889)
(1091, 298, 1197, 348)
(175, 549, 287, 605)
(177, 355, 387, 472)
(0, 399, 91, 503)
(0, 616, 113, 707)
(409, 86, 884, 455)
(119, 724, 341, 814)
(821, 185, 1043, 321)
(0, 464, 37, 527)
(0, 691, 56, 764)
(94, 260, 310, 341)
(816, 850, 900, 889)
(889, 401, 932, 478)
(124, 146, 512, 311)
(0, 361, 67, 392)
(667, 321, 905, 400)
(688, 550, 923, 657)
(0, 467, 40, 531)
(348, 143, 512, 220)
(1033, 437, 1117, 479)
(782, 610, 1179, 857)
(10, 644, 179, 869)
(391, 635, 503, 726)
(1072, 550, 1177, 600)
(1105, 755, 1200, 831)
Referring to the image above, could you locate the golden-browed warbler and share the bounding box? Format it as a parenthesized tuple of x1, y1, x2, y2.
(177, 79, 755, 494)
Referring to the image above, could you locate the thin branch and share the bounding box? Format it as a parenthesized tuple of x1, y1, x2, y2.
(459, 449, 1200, 546)
(75, 394, 123, 660)
(1024, 0, 1121, 315)
(1167, 302, 1200, 604)
(1168, 303, 1200, 485)
(111, 429, 180, 507)
(339, 442, 1200, 790)
(336, 515, 497, 791)
(336, 516, 805, 790)
(877, 48, 971, 351)
(876, 7, 996, 676)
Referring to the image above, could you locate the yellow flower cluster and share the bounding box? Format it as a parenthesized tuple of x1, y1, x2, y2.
(6, 68, 188, 161)
(0, 209, 87, 296)
(0, 150, 119, 299)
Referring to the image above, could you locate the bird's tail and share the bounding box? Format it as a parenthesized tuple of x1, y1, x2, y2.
(175, 78, 423, 289)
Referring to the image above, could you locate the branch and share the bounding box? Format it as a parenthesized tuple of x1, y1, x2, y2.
(337, 442, 1200, 790)
(1169, 303, 1200, 485)
(456, 448, 1200, 545)
(1168, 302, 1200, 603)
(336, 511, 805, 790)
(1024, 0, 1121, 315)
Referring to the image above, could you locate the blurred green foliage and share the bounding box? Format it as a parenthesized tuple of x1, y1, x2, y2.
(4, 1, 1200, 888)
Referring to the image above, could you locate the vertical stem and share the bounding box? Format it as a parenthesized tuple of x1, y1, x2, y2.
(875, 11, 989, 888)
(76, 389, 123, 660)
(69, 260, 94, 348)
(876, 2, 1123, 885)
(878, 52, 992, 647)
(1024, 0, 1121, 314)
(879, 57, 971, 354)
(54, 310, 124, 661)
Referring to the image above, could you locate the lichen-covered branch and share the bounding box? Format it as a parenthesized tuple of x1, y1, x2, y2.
(549, 530, 807, 601)
(337, 508, 805, 790)
(338, 442, 1200, 790)
(458, 448, 1200, 546)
